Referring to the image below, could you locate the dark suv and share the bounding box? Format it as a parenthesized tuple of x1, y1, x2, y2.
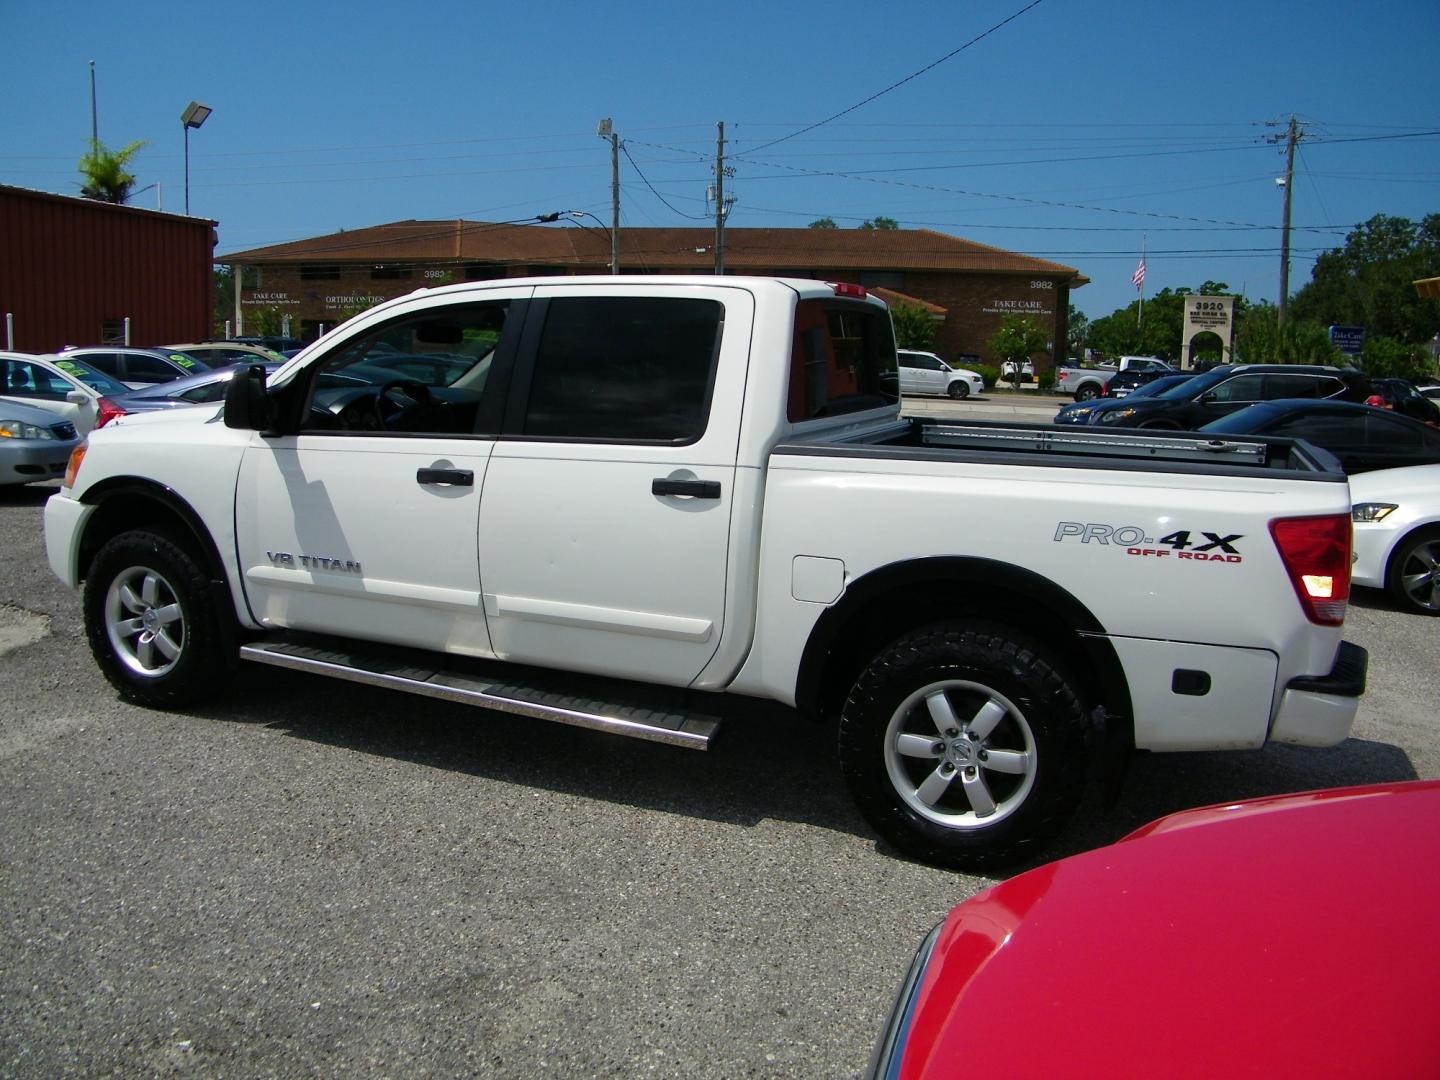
(1088, 364, 1369, 429)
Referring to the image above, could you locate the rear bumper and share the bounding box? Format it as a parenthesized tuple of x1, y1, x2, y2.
(1270, 641, 1368, 747)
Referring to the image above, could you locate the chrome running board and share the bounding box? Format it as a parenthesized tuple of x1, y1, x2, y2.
(240, 635, 720, 750)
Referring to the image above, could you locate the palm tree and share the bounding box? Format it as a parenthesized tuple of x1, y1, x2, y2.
(78, 139, 146, 203)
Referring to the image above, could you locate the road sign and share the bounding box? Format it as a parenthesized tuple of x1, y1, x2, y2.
(1329, 325, 1365, 355)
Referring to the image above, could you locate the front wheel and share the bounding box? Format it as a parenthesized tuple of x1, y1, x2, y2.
(839, 621, 1089, 869)
(83, 530, 233, 707)
(1386, 527, 1440, 615)
(946, 381, 969, 400)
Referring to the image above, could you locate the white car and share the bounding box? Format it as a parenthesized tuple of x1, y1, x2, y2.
(897, 350, 985, 399)
(0, 351, 131, 435)
(1350, 463, 1440, 615)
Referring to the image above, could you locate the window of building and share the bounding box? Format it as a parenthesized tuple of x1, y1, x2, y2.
(521, 296, 722, 443)
(240, 266, 261, 289)
(524, 266, 567, 277)
(370, 264, 413, 280)
(300, 265, 342, 281)
(787, 299, 898, 422)
(100, 320, 126, 345)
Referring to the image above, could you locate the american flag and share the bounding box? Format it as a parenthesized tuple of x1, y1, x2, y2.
(1131, 259, 1146, 289)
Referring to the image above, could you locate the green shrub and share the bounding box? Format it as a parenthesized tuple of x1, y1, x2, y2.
(974, 365, 999, 389)
(1038, 371, 1056, 391)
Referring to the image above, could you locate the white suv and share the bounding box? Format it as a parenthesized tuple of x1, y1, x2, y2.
(897, 350, 985, 399)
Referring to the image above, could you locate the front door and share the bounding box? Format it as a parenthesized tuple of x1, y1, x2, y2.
(234, 290, 528, 656)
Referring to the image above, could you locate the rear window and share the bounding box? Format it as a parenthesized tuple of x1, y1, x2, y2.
(788, 299, 898, 421)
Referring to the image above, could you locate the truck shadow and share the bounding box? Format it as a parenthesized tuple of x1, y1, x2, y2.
(199, 665, 1419, 879)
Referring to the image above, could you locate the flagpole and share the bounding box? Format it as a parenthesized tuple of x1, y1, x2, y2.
(1137, 233, 1147, 331)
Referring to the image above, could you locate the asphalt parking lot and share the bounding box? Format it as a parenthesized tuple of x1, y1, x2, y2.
(2, 462, 1437, 1079)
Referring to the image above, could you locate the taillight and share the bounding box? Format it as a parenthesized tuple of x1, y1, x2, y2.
(63, 441, 88, 489)
(95, 397, 126, 428)
(829, 281, 868, 299)
(1269, 514, 1352, 626)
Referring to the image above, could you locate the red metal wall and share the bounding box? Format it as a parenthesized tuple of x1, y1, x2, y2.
(0, 185, 215, 352)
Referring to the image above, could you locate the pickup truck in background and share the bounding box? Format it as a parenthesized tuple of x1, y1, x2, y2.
(44, 278, 1367, 869)
(1056, 356, 1175, 401)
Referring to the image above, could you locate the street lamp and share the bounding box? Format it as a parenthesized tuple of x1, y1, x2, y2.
(181, 100, 212, 215)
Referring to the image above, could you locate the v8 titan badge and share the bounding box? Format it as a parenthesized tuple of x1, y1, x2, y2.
(1053, 521, 1244, 563)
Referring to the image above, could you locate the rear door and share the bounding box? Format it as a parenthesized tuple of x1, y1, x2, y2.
(476, 284, 751, 686)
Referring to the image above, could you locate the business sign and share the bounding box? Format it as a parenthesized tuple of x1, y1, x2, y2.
(1329, 325, 1366, 355)
(1182, 295, 1236, 368)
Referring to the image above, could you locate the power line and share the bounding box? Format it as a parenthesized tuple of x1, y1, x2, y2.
(620, 142, 710, 220)
(744, 0, 1047, 154)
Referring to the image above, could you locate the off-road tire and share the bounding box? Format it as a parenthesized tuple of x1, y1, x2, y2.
(839, 620, 1089, 870)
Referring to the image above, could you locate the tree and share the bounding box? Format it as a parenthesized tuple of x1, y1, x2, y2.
(1290, 214, 1440, 344)
(891, 302, 937, 350)
(1359, 335, 1433, 381)
(808, 218, 838, 229)
(78, 138, 146, 203)
(1065, 303, 1089, 359)
(988, 315, 1048, 385)
(858, 216, 899, 231)
(1233, 303, 1341, 364)
(1085, 282, 1242, 362)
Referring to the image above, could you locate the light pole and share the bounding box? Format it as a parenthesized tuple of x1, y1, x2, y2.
(181, 101, 212, 216)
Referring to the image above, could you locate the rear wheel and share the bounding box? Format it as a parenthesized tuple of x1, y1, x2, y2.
(1385, 527, 1440, 616)
(84, 530, 232, 706)
(838, 621, 1090, 869)
(947, 381, 969, 400)
(1074, 384, 1100, 402)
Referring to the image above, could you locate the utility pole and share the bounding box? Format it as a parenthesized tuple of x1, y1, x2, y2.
(714, 121, 726, 275)
(1277, 114, 1299, 328)
(597, 118, 620, 273)
(89, 60, 98, 146)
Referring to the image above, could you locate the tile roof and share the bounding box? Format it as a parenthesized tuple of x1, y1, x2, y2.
(218, 220, 1084, 282)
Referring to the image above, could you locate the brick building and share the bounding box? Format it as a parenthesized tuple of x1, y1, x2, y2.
(218, 220, 1086, 369)
(0, 184, 215, 351)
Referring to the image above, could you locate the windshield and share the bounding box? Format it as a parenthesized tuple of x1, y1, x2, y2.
(1129, 374, 1194, 400)
(1156, 368, 1229, 400)
(49, 356, 130, 396)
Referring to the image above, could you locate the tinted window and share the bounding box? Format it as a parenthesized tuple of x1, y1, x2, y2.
(50, 358, 128, 395)
(76, 352, 121, 377)
(523, 297, 722, 442)
(1207, 374, 1266, 403)
(1270, 413, 1365, 450)
(788, 300, 898, 421)
(1265, 374, 1322, 399)
(125, 355, 182, 382)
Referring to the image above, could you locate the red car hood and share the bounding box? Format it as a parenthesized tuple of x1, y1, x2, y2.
(900, 781, 1440, 1079)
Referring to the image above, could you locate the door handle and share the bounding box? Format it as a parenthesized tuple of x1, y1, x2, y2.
(652, 478, 721, 499)
(417, 467, 474, 487)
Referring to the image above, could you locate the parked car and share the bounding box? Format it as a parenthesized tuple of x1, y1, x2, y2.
(998, 359, 1035, 383)
(166, 342, 289, 366)
(1198, 399, 1440, 474)
(0, 351, 131, 434)
(896, 350, 985, 399)
(98, 362, 285, 427)
(1349, 463, 1440, 615)
(1053, 373, 1195, 425)
(1100, 367, 1172, 399)
(1369, 377, 1440, 425)
(59, 346, 214, 389)
(870, 779, 1440, 1078)
(1086, 363, 1369, 429)
(0, 398, 82, 487)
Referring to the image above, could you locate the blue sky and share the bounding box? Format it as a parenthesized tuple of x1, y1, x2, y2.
(4, 0, 1437, 318)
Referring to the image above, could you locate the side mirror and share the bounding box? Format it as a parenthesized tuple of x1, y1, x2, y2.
(1198, 390, 1218, 405)
(66, 389, 90, 405)
(223, 365, 272, 431)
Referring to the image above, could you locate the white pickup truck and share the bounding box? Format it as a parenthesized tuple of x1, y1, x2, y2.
(44, 277, 1367, 868)
(1056, 356, 1174, 401)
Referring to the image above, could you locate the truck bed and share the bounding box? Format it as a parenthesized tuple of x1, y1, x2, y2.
(779, 416, 1344, 480)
